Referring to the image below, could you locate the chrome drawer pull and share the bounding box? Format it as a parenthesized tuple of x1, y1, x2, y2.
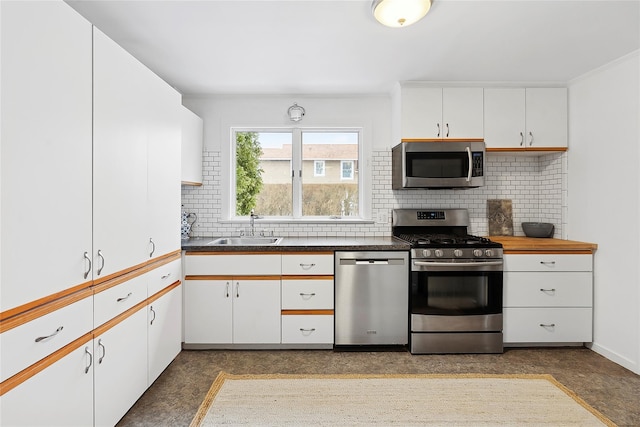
(539, 323, 556, 328)
(540, 261, 556, 265)
(300, 328, 316, 336)
(98, 339, 106, 364)
(117, 292, 132, 302)
(299, 263, 316, 270)
(161, 273, 172, 279)
(35, 326, 64, 342)
(300, 292, 316, 300)
(84, 346, 92, 374)
(539, 288, 556, 293)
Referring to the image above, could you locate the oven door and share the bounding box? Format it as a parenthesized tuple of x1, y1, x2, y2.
(410, 267, 503, 332)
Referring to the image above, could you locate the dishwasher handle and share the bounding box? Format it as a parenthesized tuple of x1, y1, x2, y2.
(355, 259, 389, 265)
(339, 258, 406, 266)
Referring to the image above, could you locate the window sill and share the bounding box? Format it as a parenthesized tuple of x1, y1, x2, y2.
(220, 217, 375, 225)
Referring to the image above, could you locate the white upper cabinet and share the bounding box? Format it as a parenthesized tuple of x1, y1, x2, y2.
(181, 106, 204, 186)
(0, 0, 93, 312)
(484, 88, 567, 150)
(400, 86, 484, 140)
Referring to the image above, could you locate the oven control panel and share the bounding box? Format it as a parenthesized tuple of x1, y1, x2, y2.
(417, 211, 445, 220)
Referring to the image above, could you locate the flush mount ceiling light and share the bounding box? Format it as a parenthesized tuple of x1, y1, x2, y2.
(372, 0, 432, 28)
(287, 102, 305, 122)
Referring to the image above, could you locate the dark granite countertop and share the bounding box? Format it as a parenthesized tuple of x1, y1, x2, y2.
(182, 236, 411, 252)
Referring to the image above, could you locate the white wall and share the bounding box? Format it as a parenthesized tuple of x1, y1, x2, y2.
(568, 51, 640, 374)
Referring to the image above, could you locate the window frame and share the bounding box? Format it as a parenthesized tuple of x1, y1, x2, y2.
(340, 160, 354, 180)
(314, 160, 326, 177)
(228, 127, 367, 222)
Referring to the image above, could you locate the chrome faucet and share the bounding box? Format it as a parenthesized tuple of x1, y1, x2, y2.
(249, 209, 260, 236)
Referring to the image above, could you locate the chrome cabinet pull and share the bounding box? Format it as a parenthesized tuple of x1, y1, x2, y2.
(236, 282, 240, 298)
(540, 288, 556, 293)
(149, 306, 156, 325)
(35, 326, 64, 343)
(161, 272, 171, 280)
(299, 263, 316, 270)
(539, 323, 556, 328)
(225, 282, 230, 298)
(519, 132, 524, 146)
(300, 292, 316, 300)
(528, 131, 534, 146)
(445, 123, 450, 137)
(97, 250, 105, 275)
(98, 339, 106, 364)
(117, 292, 132, 302)
(436, 123, 440, 137)
(149, 238, 155, 258)
(540, 261, 556, 265)
(84, 346, 93, 374)
(83, 252, 92, 279)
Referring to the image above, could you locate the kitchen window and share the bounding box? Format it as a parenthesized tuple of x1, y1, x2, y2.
(232, 128, 363, 219)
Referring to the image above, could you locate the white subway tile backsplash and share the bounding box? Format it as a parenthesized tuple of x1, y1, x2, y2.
(182, 150, 565, 239)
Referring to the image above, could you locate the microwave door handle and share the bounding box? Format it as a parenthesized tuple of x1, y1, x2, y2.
(466, 146, 472, 182)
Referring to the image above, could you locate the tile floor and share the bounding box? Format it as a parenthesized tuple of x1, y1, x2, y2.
(117, 347, 640, 426)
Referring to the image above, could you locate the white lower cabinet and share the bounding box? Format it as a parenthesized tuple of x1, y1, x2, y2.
(184, 278, 281, 345)
(148, 285, 182, 385)
(0, 340, 94, 427)
(94, 308, 148, 427)
(281, 315, 334, 344)
(503, 254, 593, 344)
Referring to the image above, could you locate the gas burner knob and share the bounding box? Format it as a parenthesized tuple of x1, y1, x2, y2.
(434, 249, 444, 258)
(473, 249, 484, 257)
(422, 249, 432, 257)
(454, 249, 464, 257)
(485, 249, 494, 257)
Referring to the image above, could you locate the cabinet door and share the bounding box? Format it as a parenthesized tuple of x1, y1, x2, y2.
(400, 87, 442, 139)
(484, 88, 526, 148)
(184, 279, 233, 344)
(525, 88, 568, 148)
(0, 341, 94, 427)
(181, 106, 204, 185)
(94, 308, 148, 427)
(233, 280, 281, 344)
(442, 88, 484, 138)
(146, 75, 182, 260)
(148, 285, 182, 385)
(93, 27, 149, 279)
(0, 0, 92, 312)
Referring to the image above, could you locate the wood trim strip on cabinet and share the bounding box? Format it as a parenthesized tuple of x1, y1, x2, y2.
(281, 310, 334, 316)
(184, 251, 281, 256)
(486, 147, 567, 153)
(0, 280, 93, 322)
(92, 265, 149, 296)
(185, 275, 281, 281)
(282, 275, 334, 281)
(280, 251, 334, 256)
(0, 288, 94, 334)
(92, 259, 150, 286)
(147, 280, 181, 304)
(504, 249, 593, 255)
(93, 298, 148, 337)
(147, 250, 181, 270)
(181, 180, 203, 186)
(0, 331, 93, 396)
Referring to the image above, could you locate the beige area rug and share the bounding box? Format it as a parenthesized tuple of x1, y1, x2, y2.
(190, 372, 616, 426)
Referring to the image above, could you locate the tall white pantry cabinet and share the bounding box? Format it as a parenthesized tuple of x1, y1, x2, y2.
(0, 2, 183, 426)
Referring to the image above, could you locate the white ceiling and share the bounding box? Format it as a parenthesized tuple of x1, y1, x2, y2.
(66, 0, 640, 96)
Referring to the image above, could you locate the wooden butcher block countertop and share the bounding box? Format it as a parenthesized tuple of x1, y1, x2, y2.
(488, 236, 598, 254)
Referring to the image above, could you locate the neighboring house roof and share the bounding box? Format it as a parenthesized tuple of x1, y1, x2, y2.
(261, 144, 357, 161)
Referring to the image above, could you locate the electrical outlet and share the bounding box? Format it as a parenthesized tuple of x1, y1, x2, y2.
(377, 211, 389, 224)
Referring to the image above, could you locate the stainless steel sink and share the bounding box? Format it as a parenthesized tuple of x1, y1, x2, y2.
(207, 236, 283, 246)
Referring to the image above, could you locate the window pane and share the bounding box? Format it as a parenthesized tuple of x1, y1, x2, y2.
(236, 131, 292, 216)
(301, 131, 359, 217)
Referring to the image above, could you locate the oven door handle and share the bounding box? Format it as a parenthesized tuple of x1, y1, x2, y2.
(413, 261, 503, 267)
(466, 146, 472, 182)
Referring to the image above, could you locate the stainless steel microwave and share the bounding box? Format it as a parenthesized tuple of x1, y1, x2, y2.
(392, 141, 485, 189)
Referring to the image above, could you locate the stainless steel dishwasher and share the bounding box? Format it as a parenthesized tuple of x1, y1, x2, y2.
(334, 251, 409, 347)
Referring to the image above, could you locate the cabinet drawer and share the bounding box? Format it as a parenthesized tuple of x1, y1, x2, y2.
(1, 296, 93, 382)
(148, 258, 181, 297)
(282, 279, 334, 310)
(94, 273, 147, 327)
(281, 315, 334, 344)
(504, 254, 592, 272)
(282, 254, 333, 275)
(503, 307, 592, 343)
(185, 254, 281, 275)
(504, 272, 592, 307)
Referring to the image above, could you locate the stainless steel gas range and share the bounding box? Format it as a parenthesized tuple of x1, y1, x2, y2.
(392, 209, 504, 354)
